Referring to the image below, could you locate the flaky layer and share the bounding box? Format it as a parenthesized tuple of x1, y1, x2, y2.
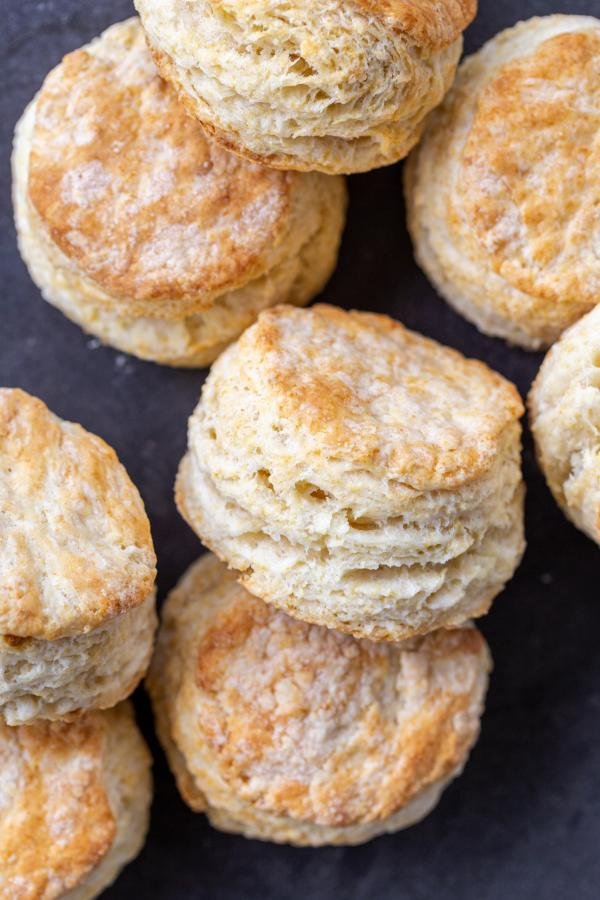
(147, 554, 490, 846)
(0, 593, 157, 726)
(13, 99, 346, 366)
(177, 440, 524, 640)
(0, 703, 151, 900)
(0, 389, 156, 640)
(529, 305, 600, 545)
(176, 305, 525, 640)
(405, 15, 600, 349)
(136, 0, 472, 173)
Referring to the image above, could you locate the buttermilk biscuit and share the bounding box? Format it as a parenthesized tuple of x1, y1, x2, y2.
(0, 702, 152, 900)
(12, 18, 346, 367)
(176, 304, 525, 642)
(405, 15, 600, 350)
(0, 388, 157, 725)
(134, 0, 476, 175)
(529, 305, 600, 545)
(147, 554, 491, 846)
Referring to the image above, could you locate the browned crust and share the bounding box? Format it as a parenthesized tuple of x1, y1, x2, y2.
(460, 29, 600, 316)
(245, 304, 523, 490)
(148, 554, 490, 830)
(0, 713, 116, 899)
(195, 593, 487, 824)
(27, 21, 295, 305)
(0, 388, 156, 638)
(353, 0, 477, 49)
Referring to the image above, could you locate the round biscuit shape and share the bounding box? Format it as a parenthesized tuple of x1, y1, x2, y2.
(405, 15, 600, 350)
(134, 0, 475, 174)
(176, 304, 525, 641)
(0, 703, 152, 900)
(0, 388, 156, 640)
(528, 304, 600, 545)
(13, 95, 346, 368)
(13, 19, 347, 365)
(147, 553, 491, 846)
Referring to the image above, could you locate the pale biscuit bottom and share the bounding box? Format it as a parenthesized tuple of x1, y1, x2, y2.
(13, 99, 346, 366)
(176, 455, 525, 642)
(0, 593, 157, 726)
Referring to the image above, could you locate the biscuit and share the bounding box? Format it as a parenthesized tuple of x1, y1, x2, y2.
(134, 0, 476, 174)
(0, 702, 152, 900)
(12, 18, 347, 366)
(147, 554, 491, 846)
(176, 304, 525, 642)
(529, 305, 600, 545)
(405, 15, 600, 350)
(0, 388, 157, 724)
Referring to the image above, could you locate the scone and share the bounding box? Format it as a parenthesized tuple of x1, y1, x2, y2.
(134, 0, 476, 174)
(176, 304, 525, 642)
(0, 702, 152, 900)
(529, 305, 600, 545)
(12, 18, 347, 367)
(405, 15, 600, 350)
(0, 388, 157, 725)
(147, 554, 491, 846)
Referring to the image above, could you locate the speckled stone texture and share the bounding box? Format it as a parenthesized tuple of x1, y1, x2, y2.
(1, 2, 599, 899)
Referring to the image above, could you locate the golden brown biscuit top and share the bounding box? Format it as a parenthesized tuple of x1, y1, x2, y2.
(460, 28, 600, 312)
(0, 713, 115, 900)
(232, 304, 523, 490)
(354, 0, 476, 48)
(167, 556, 489, 828)
(27, 19, 294, 304)
(0, 389, 156, 639)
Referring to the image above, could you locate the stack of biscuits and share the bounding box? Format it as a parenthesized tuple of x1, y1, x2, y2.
(8, 0, 600, 892)
(0, 388, 155, 897)
(161, 300, 524, 845)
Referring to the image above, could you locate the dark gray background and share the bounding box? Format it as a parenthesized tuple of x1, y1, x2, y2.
(2, 2, 599, 898)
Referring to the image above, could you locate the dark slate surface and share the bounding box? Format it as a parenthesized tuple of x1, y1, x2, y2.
(2, 2, 599, 898)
